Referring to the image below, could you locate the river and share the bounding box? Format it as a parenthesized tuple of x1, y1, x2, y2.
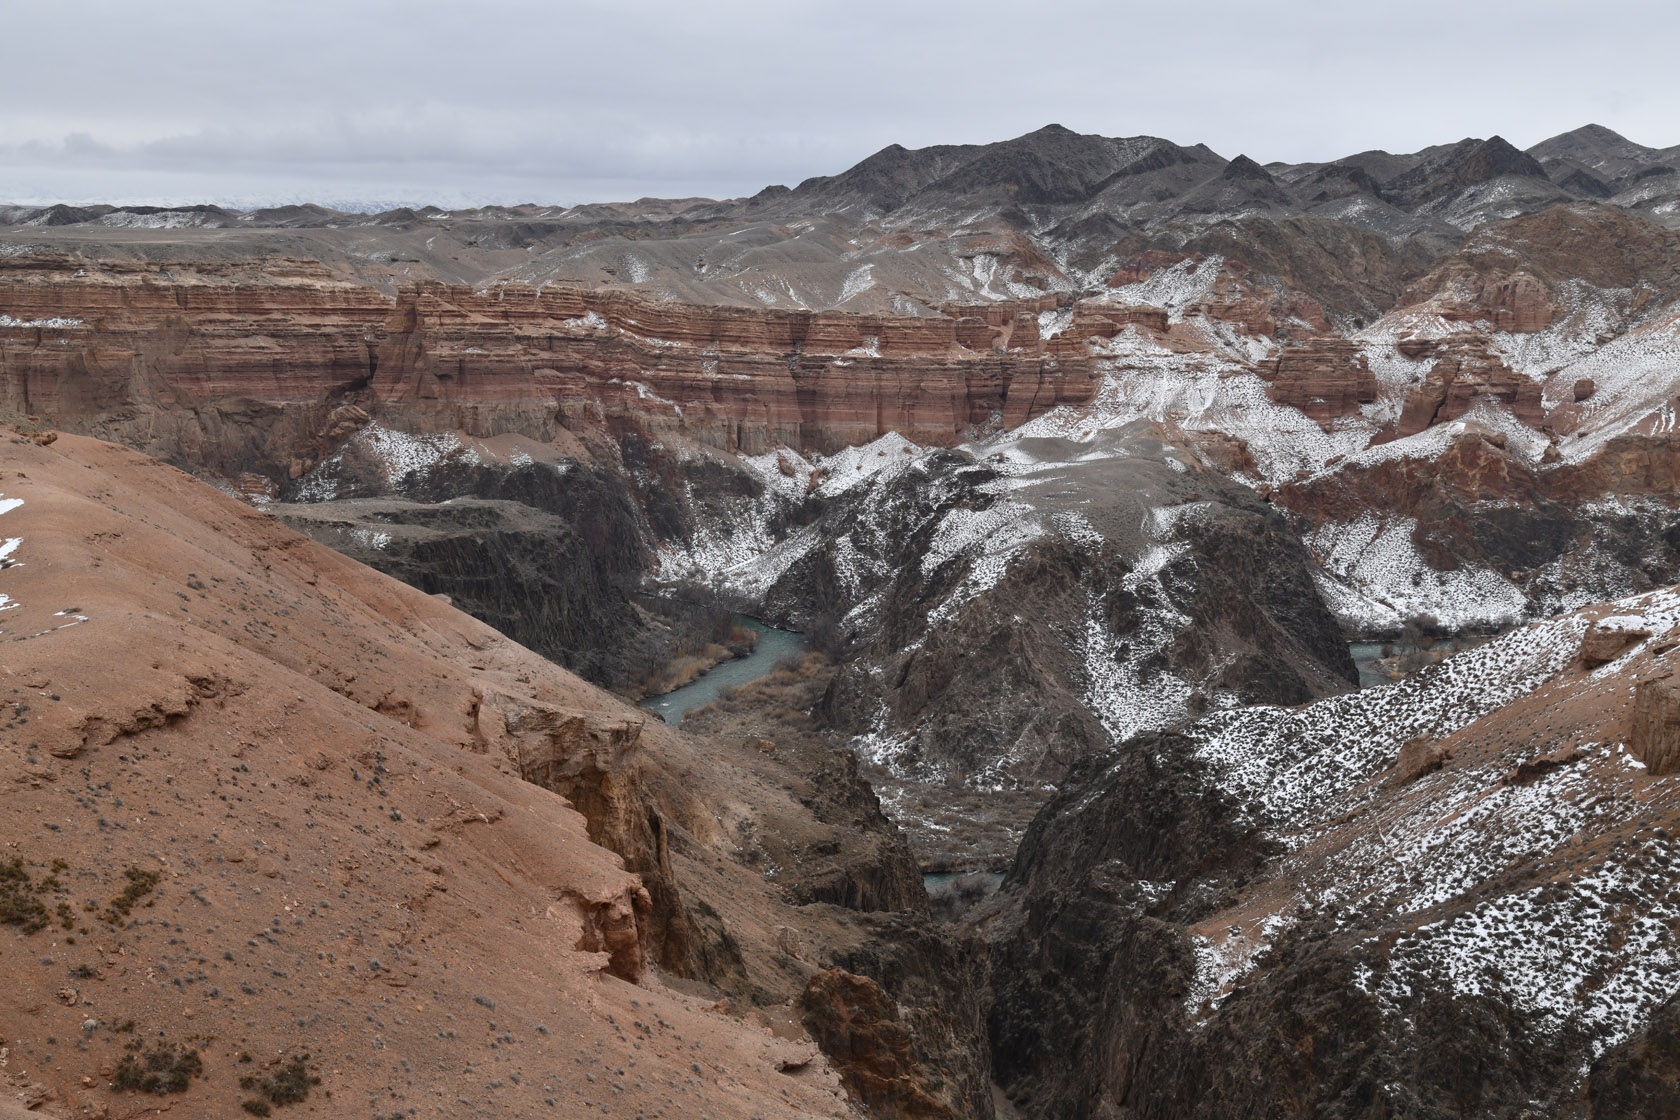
(639, 616, 806, 726)
(1349, 634, 1495, 689)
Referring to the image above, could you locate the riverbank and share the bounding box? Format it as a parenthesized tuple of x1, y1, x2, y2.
(640, 616, 806, 725)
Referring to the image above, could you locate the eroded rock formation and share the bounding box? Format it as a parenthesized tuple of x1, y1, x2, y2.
(1630, 672, 1680, 775)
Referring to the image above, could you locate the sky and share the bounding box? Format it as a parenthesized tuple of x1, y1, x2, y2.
(4, 0, 1676, 209)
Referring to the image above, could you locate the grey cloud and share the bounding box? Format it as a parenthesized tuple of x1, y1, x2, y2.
(4, 0, 1678, 207)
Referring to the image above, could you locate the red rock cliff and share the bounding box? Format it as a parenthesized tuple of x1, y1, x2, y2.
(0, 253, 1097, 479)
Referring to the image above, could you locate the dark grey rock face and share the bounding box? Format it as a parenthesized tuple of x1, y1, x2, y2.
(1587, 993, 1680, 1118)
(983, 732, 1588, 1120)
(274, 492, 671, 690)
(985, 732, 1274, 1119)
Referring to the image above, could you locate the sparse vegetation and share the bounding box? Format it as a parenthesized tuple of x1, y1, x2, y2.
(239, 1053, 321, 1112)
(101, 865, 160, 925)
(111, 1040, 203, 1095)
(0, 858, 49, 932)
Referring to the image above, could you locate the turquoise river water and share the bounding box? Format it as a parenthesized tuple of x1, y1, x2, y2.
(639, 617, 806, 727)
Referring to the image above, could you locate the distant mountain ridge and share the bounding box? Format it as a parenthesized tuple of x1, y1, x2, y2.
(738, 122, 1680, 237)
(6, 123, 1680, 326)
(6, 123, 1677, 231)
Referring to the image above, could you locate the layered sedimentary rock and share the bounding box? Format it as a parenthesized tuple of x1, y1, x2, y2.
(1631, 671, 1680, 775)
(0, 253, 1096, 483)
(1388, 334, 1544, 437)
(1262, 336, 1378, 425)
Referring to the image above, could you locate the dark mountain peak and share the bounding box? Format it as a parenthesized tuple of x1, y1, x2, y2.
(786, 138, 981, 211)
(1573, 123, 1635, 146)
(369, 206, 423, 226)
(1528, 125, 1662, 183)
(1382, 134, 1554, 208)
(849, 142, 923, 171)
(919, 127, 1176, 207)
(1222, 155, 1276, 183)
(1299, 161, 1383, 204)
(993, 124, 1126, 161)
(1536, 123, 1642, 152)
(1468, 135, 1552, 180)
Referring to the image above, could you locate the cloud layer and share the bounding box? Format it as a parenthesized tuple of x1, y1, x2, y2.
(5, 0, 1676, 207)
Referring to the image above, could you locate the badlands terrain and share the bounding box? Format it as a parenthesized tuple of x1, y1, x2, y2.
(2, 121, 1680, 1116)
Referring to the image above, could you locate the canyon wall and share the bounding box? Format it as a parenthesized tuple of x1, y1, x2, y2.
(0, 252, 1096, 484)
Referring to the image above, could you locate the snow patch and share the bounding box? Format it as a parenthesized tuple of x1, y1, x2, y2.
(0, 314, 83, 329)
(1103, 256, 1224, 323)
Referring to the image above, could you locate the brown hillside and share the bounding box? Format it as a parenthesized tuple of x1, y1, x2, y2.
(0, 427, 858, 1118)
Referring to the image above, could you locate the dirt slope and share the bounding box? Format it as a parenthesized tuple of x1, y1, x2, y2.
(0, 427, 859, 1118)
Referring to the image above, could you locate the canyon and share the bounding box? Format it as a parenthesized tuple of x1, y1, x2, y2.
(5, 119, 1680, 1117)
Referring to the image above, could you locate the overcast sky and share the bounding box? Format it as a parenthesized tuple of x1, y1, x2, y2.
(4, 0, 1675, 209)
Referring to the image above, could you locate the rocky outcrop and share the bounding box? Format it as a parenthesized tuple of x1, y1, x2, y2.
(275, 495, 668, 688)
(487, 694, 730, 979)
(1398, 205, 1680, 314)
(1263, 337, 1378, 427)
(1579, 619, 1651, 667)
(1393, 733, 1451, 783)
(1435, 268, 1556, 331)
(799, 964, 970, 1120)
(825, 917, 996, 1120)
(985, 589, 1680, 1119)
(490, 700, 648, 842)
(1630, 672, 1680, 774)
(1390, 335, 1543, 437)
(1280, 424, 1680, 634)
(985, 732, 1275, 1119)
(567, 882, 654, 983)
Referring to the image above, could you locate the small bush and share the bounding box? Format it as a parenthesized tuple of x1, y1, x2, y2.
(112, 1041, 203, 1094)
(102, 866, 160, 925)
(239, 1054, 320, 1109)
(0, 859, 49, 932)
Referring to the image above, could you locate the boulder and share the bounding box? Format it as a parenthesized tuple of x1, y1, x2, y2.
(1579, 621, 1652, 668)
(1393, 735, 1451, 784)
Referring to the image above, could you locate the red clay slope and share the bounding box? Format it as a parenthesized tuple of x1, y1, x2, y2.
(0, 428, 854, 1118)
